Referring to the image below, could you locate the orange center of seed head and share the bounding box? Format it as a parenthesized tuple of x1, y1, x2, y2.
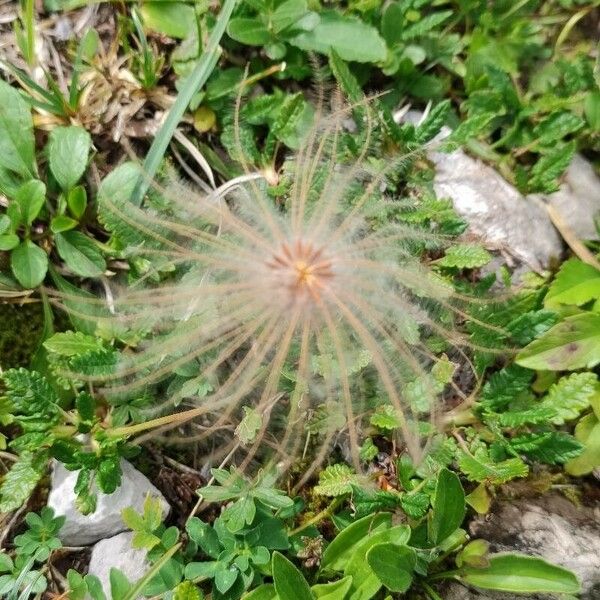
(266, 238, 334, 305)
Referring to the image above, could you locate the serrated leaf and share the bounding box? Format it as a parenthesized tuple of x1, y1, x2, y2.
(533, 111, 584, 146)
(314, 464, 362, 497)
(44, 331, 104, 357)
(458, 448, 528, 485)
(539, 372, 597, 425)
(235, 406, 262, 445)
(0, 452, 48, 513)
(416, 100, 451, 143)
(370, 405, 402, 430)
(437, 244, 492, 269)
(510, 432, 583, 465)
(480, 365, 534, 411)
(529, 141, 576, 193)
(48, 126, 91, 191)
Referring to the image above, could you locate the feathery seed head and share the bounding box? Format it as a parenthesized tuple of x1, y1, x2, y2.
(51, 94, 495, 481)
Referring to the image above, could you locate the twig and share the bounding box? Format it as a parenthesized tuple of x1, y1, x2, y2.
(545, 203, 600, 270)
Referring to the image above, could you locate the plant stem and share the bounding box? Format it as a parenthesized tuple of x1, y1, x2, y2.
(289, 497, 344, 536)
(131, 0, 238, 205)
(107, 405, 208, 438)
(421, 580, 445, 600)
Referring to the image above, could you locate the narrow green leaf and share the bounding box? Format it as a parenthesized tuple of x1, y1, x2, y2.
(428, 469, 465, 545)
(272, 552, 314, 600)
(459, 554, 580, 594)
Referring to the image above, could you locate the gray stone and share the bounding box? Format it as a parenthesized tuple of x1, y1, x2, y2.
(87, 531, 150, 597)
(428, 143, 564, 272)
(48, 459, 170, 545)
(536, 154, 600, 241)
(396, 109, 565, 272)
(441, 494, 600, 600)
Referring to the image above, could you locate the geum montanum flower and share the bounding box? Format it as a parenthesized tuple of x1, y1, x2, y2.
(48, 95, 500, 482)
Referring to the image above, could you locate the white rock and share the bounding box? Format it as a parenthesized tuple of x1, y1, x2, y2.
(535, 154, 600, 241)
(87, 531, 150, 597)
(442, 494, 600, 600)
(428, 143, 563, 272)
(396, 109, 565, 272)
(48, 459, 170, 545)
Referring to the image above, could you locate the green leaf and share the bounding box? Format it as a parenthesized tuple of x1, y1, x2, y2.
(290, 11, 386, 63)
(235, 406, 262, 444)
(67, 185, 87, 219)
(529, 141, 576, 193)
(272, 0, 310, 33)
(14, 179, 46, 226)
(428, 468, 465, 545)
(321, 513, 392, 571)
(312, 577, 353, 600)
(51, 215, 78, 233)
(48, 126, 91, 191)
(314, 464, 362, 497)
(565, 415, 600, 476)
(0, 79, 36, 178)
(366, 543, 415, 593)
(272, 552, 314, 600)
(369, 405, 402, 431)
(0, 452, 47, 513)
(0, 233, 19, 251)
(516, 313, 600, 370)
(11, 240, 48, 288)
(436, 244, 492, 269)
(140, 1, 196, 39)
(44, 331, 104, 356)
(539, 372, 597, 425)
(533, 111, 584, 146)
(402, 10, 452, 39)
(510, 432, 583, 465)
(97, 162, 146, 244)
(544, 259, 600, 308)
(416, 100, 451, 143)
(242, 584, 277, 600)
(344, 525, 411, 600)
(55, 231, 106, 278)
(458, 448, 528, 485)
(173, 581, 204, 600)
(459, 554, 580, 594)
(329, 51, 363, 105)
(227, 18, 271, 45)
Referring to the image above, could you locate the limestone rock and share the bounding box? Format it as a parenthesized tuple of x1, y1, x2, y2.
(48, 459, 170, 545)
(537, 154, 600, 241)
(87, 531, 150, 597)
(428, 143, 563, 272)
(442, 494, 600, 600)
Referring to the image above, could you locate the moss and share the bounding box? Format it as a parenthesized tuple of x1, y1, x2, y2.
(0, 302, 45, 369)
